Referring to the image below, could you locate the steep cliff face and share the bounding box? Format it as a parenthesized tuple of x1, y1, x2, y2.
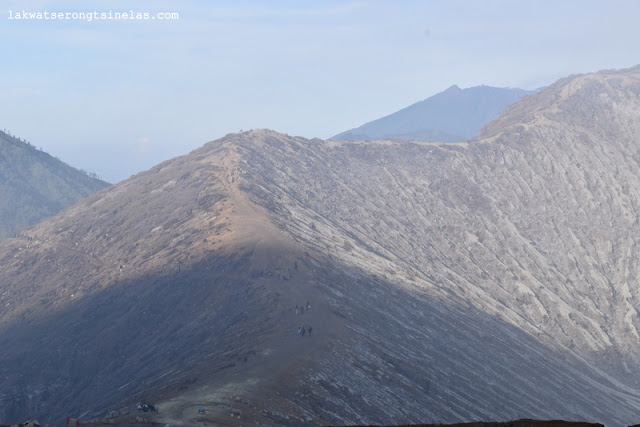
(0, 131, 109, 240)
(2, 67, 640, 426)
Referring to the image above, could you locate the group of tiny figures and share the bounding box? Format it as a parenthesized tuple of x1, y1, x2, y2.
(295, 301, 311, 315)
(136, 402, 157, 413)
(297, 326, 312, 336)
(295, 302, 312, 336)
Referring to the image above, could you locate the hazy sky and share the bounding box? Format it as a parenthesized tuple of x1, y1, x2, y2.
(2, 0, 639, 183)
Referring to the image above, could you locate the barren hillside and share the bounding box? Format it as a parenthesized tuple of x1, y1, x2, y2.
(2, 66, 640, 426)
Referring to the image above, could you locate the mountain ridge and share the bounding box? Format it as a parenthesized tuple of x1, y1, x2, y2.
(3, 66, 640, 425)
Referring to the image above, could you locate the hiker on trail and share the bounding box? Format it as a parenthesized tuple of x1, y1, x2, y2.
(308, 327, 312, 336)
(301, 327, 306, 336)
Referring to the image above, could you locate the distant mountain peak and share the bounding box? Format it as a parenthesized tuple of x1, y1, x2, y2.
(331, 84, 537, 143)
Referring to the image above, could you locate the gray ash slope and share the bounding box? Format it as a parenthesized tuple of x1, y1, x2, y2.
(331, 84, 536, 142)
(2, 66, 640, 425)
(0, 130, 109, 240)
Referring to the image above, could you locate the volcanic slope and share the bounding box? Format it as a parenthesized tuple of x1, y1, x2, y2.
(3, 66, 640, 426)
(331, 84, 535, 142)
(0, 130, 109, 240)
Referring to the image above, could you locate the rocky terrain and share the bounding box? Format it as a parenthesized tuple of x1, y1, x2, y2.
(2, 66, 640, 426)
(0, 419, 608, 427)
(332, 85, 536, 142)
(0, 131, 109, 240)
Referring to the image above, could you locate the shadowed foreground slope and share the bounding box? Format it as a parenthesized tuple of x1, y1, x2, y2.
(3, 66, 640, 426)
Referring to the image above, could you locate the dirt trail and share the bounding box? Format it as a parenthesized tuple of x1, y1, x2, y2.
(145, 158, 347, 424)
(152, 256, 346, 425)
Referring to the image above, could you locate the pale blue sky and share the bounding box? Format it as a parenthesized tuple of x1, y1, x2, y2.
(2, 0, 639, 183)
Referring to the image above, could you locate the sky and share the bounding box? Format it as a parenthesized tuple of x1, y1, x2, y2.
(2, 0, 639, 183)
